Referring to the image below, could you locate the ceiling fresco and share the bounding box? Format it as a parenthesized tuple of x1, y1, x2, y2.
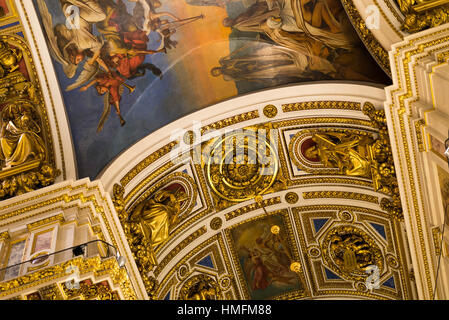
(32, 0, 391, 179)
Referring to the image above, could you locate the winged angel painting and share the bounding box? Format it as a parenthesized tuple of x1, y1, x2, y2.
(34, 0, 390, 179)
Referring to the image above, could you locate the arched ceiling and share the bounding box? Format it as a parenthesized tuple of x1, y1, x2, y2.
(4, 0, 442, 300)
(22, 0, 393, 180)
(104, 84, 416, 299)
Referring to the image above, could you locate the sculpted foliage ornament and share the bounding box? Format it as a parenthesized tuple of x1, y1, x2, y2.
(362, 102, 402, 220)
(396, 0, 449, 32)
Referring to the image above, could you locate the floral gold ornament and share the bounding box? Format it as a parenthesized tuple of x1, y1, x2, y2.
(179, 274, 221, 300)
(210, 217, 223, 230)
(338, 210, 354, 222)
(183, 130, 196, 145)
(321, 225, 384, 281)
(362, 102, 403, 220)
(219, 276, 232, 290)
(308, 246, 321, 258)
(263, 104, 278, 118)
(205, 128, 279, 205)
(177, 264, 189, 280)
(285, 191, 299, 204)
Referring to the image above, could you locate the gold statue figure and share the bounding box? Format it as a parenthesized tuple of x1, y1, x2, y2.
(0, 102, 45, 169)
(0, 40, 23, 78)
(305, 132, 374, 177)
(179, 275, 220, 300)
(128, 187, 187, 264)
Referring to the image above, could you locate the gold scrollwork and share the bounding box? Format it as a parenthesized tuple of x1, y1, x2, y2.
(0, 256, 136, 300)
(62, 279, 120, 300)
(303, 191, 379, 204)
(362, 102, 403, 220)
(395, 0, 449, 33)
(210, 217, 223, 231)
(282, 101, 361, 112)
(263, 104, 278, 118)
(285, 192, 299, 204)
(204, 127, 283, 209)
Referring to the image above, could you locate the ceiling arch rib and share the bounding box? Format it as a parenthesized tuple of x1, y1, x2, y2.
(105, 83, 416, 300)
(15, 0, 77, 182)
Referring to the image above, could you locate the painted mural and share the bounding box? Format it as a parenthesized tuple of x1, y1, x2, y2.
(229, 214, 303, 299)
(33, 0, 390, 178)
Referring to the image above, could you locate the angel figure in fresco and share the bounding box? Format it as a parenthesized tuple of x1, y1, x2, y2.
(241, 227, 297, 292)
(130, 0, 204, 50)
(211, 40, 336, 84)
(80, 71, 136, 130)
(92, 0, 165, 80)
(36, 0, 109, 79)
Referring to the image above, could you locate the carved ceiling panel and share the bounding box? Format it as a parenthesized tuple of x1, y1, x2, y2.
(105, 84, 416, 299)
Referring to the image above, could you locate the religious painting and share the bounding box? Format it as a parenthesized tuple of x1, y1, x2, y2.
(0, 0, 11, 18)
(33, 0, 391, 179)
(229, 214, 303, 299)
(32, 229, 53, 254)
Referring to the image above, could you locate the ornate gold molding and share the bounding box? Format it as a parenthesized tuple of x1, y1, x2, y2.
(0, 256, 137, 300)
(340, 0, 392, 76)
(120, 141, 178, 188)
(303, 191, 379, 204)
(282, 101, 361, 112)
(396, 0, 449, 32)
(225, 196, 281, 221)
(0, 35, 59, 200)
(200, 110, 259, 135)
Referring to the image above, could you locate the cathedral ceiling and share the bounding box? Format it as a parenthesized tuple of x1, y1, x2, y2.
(3, 0, 446, 300)
(101, 84, 416, 299)
(24, 0, 393, 179)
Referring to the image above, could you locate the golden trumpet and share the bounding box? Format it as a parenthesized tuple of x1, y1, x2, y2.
(122, 83, 136, 94)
